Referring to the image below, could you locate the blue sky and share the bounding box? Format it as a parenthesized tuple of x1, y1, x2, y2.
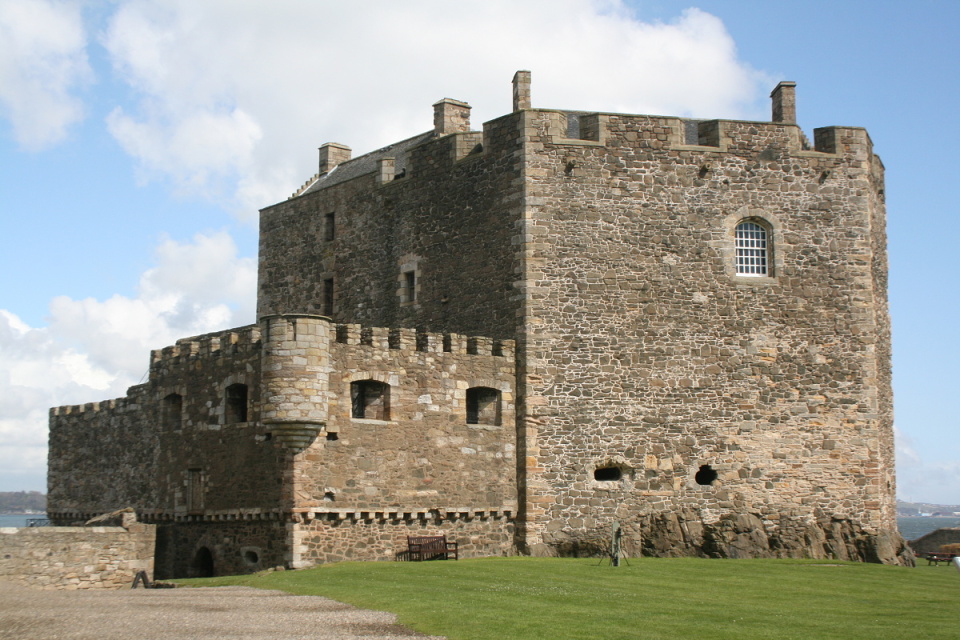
(1, 0, 957, 504)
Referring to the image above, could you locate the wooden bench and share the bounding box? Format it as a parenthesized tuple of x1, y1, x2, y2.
(924, 552, 957, 566)
(406, 535, 458, 561)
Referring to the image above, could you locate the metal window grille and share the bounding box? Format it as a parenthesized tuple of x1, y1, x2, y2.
(735, 222, 768, 276)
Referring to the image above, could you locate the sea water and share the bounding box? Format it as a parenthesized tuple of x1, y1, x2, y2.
(897, 516, 960, 541)
(0, 514, 32, 527)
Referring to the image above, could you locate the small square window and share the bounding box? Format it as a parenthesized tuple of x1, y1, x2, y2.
(351, 380, 390, 421)
(466, 387, 501, 425)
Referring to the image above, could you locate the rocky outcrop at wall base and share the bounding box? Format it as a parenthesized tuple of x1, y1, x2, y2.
(539, 512, 914, 566)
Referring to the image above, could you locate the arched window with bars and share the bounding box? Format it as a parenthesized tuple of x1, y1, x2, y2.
(734, 220, 771, 277)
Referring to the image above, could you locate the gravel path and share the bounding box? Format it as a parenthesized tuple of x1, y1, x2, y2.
(0, 582, 445, 640)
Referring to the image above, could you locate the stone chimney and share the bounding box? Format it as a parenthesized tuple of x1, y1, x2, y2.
(433, 99, 471, 135)
(771, 81, 797, 124)
(318, 142, 351, 175)
(513, 70, 531, 111)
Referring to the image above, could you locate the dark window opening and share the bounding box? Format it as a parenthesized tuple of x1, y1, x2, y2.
(466, 387, 501, 425)
(323, 213, 335, 241)
(594, 466, 623, 481)
(404, 270, 416, 303)
(326, 431, 338, 441)
(351, 380, 390, 420)
(323, 492, 336, 502)
(225, 383, 248, 423)
(322, 278, 334, 316)
(695, 464, 718, 486)
(161, 393, 182, 431)
(243, 550, 260, 564)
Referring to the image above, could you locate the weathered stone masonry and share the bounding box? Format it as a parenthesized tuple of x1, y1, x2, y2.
(49, 71, 907, 576)
(50, 320, 516, 577)
(0, 511, 154, 590)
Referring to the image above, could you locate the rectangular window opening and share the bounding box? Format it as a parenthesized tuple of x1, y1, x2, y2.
(735, 222, 769, 277)
(322, 278, 334, 316)
(225, 383, 248, 423)
(404, 270, 416, 303)
(351, 380, 390, 421)
(162, 393, 183, 431)
(466, 387, 501, 426)
(324, 213, 335, 241)
(187, 469, 204, 512)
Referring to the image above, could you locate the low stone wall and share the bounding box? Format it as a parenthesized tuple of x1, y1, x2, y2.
(0, 523, 155, 590)
(909, 527, 960, 556)
(293, 514, 516, 566)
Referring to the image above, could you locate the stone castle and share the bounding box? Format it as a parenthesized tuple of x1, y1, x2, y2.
(48, 72, 908, 577)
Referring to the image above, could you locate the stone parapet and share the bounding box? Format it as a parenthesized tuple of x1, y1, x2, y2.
(150, 325, 262, 373)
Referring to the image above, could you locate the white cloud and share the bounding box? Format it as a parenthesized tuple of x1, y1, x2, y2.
(896, 427, 960, 505)
(0, 0, 91, 149)
(0, 232, 256, 489)
(100, 0, 769, 217)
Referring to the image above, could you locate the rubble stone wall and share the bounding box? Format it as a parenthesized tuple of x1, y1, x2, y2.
(48, 325, 283, 522)
(0, 524, 155, 590)
(292, 513, 515, 566)
(257, 113, 525, 341)
(153, 520, 288, 579)
(49, 319, 518, 575)
(514, 109, 902, 561)
(294, 323, 517, 514)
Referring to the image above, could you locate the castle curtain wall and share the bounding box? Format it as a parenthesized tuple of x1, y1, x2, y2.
(286, 324, 518, 567)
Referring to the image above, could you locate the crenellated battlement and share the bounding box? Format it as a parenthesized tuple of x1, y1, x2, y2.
(536, 109, 870, 158)
(289, 74, 873, 198)
(149, 324, 262, 371)
(49, 394, 141, 418)
(257, 314, 513, 360)
(333, 323, 514, 358)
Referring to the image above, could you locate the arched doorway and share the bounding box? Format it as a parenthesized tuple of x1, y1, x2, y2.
(191, 546, 214, 577)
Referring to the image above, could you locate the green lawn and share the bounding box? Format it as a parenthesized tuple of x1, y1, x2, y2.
(183, 557, 959, 640)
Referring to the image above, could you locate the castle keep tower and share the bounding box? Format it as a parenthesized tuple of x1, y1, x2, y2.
(48, 72, 906, 575)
